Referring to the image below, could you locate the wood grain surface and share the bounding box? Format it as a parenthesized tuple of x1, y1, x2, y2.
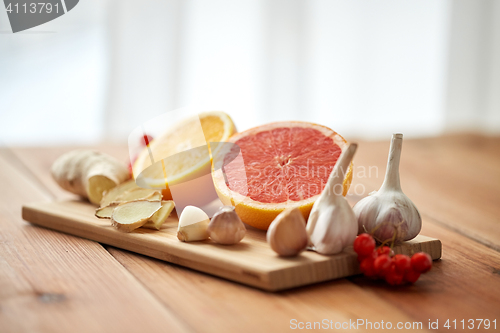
(21, 200, 442, 291)
(0, 150, 189, 333)
(2, 134, 500, 332)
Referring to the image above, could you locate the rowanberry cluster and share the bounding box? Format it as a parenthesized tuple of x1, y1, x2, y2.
(353, 233, 432, 285)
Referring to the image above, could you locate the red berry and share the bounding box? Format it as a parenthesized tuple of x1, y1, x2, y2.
(404, 269, 421, 284)
(373, 254, 392, 277)
(411, 252, 432, 273)
(385, 264, 405, 286)
(393, 254, 411, 274)
(141, 134, 154, 146)
(359, 257, 377, 278)
(353, 234, 376, 256)
(357, 250, 377, 263)
(376, 246, 394, 257)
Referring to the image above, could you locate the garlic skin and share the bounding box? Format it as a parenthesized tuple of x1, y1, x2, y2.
(208, 206, 246, 245)
(267, 208, 308, 257)
(353, 134, 421, 243)
(306, 144, 358, 255)
(177, 206, 210, 242)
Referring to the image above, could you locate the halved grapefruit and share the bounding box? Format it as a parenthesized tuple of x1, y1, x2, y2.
(213, 121, 352, 230)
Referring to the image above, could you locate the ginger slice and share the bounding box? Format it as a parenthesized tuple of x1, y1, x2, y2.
(100, 179, 138, 207)
(95, 204, 118, 219)
(142, 201, 175, 230)
(114, 188, 162, 203)
(96, 188, 162, 219)
(111, 200, 162, 232)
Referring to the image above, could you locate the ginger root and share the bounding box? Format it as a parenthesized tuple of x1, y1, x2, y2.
(51, 150, 129, 205)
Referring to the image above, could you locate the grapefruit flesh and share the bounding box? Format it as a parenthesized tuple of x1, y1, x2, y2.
(213, 121, 352, 230)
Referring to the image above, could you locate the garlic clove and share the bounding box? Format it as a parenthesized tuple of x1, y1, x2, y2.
(267, 208, 308, 257)
(207, 206, 246, 245)
(177, 206, 210, 242)
(353, 133, 422, 243)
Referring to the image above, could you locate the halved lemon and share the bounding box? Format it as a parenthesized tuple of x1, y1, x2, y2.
(133, 111, 237, 199)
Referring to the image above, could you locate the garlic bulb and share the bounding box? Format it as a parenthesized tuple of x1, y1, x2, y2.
(353, 134, 421, 243)
(267, 208, 308, 257)
(208, 206, 246, 245)
(177, 206, 210, 242)
(306, 143, 358, 255)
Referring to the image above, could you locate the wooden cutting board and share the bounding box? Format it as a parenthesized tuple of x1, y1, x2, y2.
(22, 200, 442, 291)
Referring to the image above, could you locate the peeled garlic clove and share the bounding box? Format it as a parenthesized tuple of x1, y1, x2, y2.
(208, 206, 246, 245)
(353, 134, 421, 243)
(177, 206, 210, 242)
(267, 208, 308, 257)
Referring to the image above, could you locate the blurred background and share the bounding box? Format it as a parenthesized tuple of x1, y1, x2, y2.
(1, 0, 499, 145)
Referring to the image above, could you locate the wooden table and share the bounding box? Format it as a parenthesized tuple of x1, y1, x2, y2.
(1, 134, 499, 332)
